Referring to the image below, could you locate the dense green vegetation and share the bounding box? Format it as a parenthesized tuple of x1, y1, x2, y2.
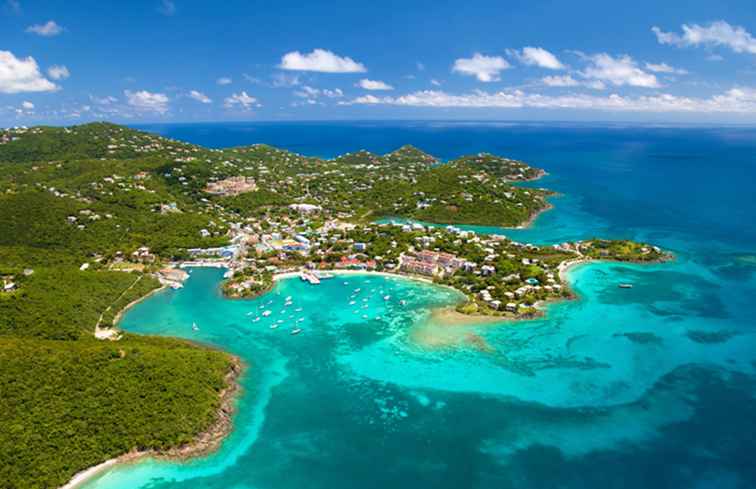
(0, 336, 232, 489)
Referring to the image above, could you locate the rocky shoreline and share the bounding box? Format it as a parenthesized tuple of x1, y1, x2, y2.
(59, 355, 243, 489)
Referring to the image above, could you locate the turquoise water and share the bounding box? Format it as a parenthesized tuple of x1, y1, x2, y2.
(84, 123, 756, 488)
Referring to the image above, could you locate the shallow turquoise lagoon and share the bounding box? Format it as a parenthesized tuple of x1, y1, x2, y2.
(84, 123, 756, 489)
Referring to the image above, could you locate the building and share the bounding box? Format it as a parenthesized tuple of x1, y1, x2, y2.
(400, 257, 438, 276)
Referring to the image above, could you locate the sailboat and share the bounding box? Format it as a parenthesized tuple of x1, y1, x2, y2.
(192, 322, 199, 331)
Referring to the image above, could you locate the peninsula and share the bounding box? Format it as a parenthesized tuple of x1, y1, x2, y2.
(0, 122, 668, 489)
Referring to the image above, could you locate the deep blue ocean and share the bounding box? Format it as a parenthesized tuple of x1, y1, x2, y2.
(82, 122, 756, 489)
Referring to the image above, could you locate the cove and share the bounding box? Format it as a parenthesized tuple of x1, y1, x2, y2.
(80, 122, 756, 488)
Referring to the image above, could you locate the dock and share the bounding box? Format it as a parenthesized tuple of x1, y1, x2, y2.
(300, 272, 321, 285)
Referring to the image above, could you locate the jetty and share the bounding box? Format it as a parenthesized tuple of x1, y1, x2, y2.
(300, 271, 321, 285)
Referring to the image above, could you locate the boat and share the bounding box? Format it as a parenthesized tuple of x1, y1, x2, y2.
(285, 296, 292, 301)
(618, 283, 634, 289)
(291, 328, 302, 335)
(384, 295, 391, 300)
(192, 322, 199, 331)
(349, 300, 356, 305)
(270, 324, 279, 329)
(262, 310, 272, 317)
(362, 314, 369, 319)
(252, 317, 260, 322)
(400, 300, 407, 306)
(277, 319, 284, 323)
(295, 307, 303, 312)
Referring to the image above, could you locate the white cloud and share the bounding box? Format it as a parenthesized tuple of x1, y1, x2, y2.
(279, 49, 366, 73)
(357, 78, 393, 90)
(158, 0, 176, 16)
(25, 20, 63, 37)
(509, 47, 565, 69)
(124, 89, 169, 113)
(542, 75, 579, 87)
(47, 65, 70, 80)
(188, 90, 211, 103)
(224, 91, 257, 109)
(342, 87, 756, 113)
(580, 53, 659, 88)
(430, 79, 442, 86)
(653, 21, 756, 55)
(294, 86, 343, 100)
(91, 95, 118, 105)
(542, 75, 605, 90)
(216, 77, 232, 85)
(644, 62, 688, 75)
(21, 101, 34, 110)
(270, 72, 300, 87)
(0, 51, 58, 93)
(452, 53, 510, 82)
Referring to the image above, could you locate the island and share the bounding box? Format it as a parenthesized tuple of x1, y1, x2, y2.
(0, 122, 670, 489)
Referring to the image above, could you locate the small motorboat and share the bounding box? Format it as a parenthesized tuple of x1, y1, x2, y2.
(349, 300, 356, 305)
(291, 328, 302, 335)
(192, 322, 199, 331)
(262, 310, 272, 317)
(618, 283, 634, 289)
(270, 324, 279, 329)
(252, 317, 260, 323)
(383, 295, 391, 301)
(400, 300, 407, 306)
(295, 307, 303, 312)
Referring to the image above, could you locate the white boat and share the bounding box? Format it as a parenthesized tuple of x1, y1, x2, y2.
(277, 319, 284, 323)
(262, 310, 272, 317)
(384, 295, 391, 300)
(362, 314, 369, 319)
(400, 300, 407, 306)
(297, 318, 304, 322)
(618, 283, 633, 289)
(291, 328, 302, 335)
(192, 322, 199, 331)
(252, 317, 260, 322)
(349, 300, 356, 305)
(270, 324, 279, 329)
(295, 307, 303, 312)
(285, 296, 292, 301)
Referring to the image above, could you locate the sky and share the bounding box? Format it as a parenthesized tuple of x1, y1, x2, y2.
(3, 0, 756, 125)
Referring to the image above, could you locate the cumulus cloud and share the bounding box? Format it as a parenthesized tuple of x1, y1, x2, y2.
(294, 86, 343, 102)
(509, 47, 565, 69)
(542, 75, 605, 90)
(0, 51, 58, 93)
(26, 20, 63, 36)
(270, 72, 300, 87)
(342, 87, 756, 113)
(91, 95, 118, 105)
(224, 91, 257, 109)
(21, 101, 34, 110)
(216, 77, 232, 85)
(580, 53, 659, 88)
(652, 21, 756, 55)
(452, 53, 510, 82)
(47, 65, 70, 80)
(357, 78, 393, 90)
(188, 90, 211, 103)
(431, 79, 442, 86)
(124, 89, 169, 113)
(644, 62, 688, 75)
(279, 49, 366, 73)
